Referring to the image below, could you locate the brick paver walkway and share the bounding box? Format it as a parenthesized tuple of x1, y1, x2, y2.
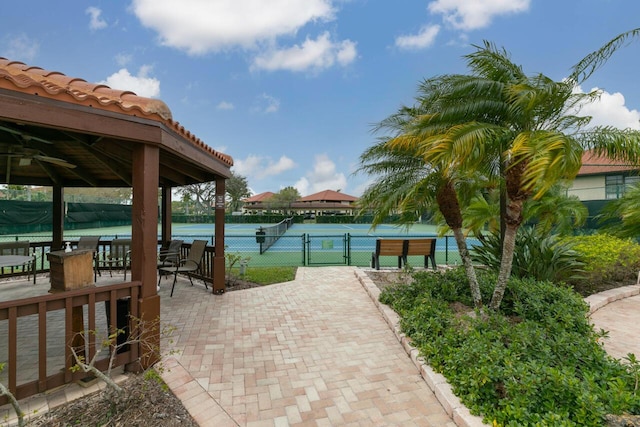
(588, 287, 640, 360)
(158, 266, 457, 426)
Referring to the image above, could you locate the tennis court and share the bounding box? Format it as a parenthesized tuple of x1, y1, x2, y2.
(7, 222, 472, 268)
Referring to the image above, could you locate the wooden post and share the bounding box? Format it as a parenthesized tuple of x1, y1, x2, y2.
(160, 185, 172, 247)
(213, 176, 226, 294)
(131, 143, 160, 369)
(52, 185, 64, 251)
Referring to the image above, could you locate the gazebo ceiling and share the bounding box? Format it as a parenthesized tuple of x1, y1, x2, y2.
(0, 58, 232, 188)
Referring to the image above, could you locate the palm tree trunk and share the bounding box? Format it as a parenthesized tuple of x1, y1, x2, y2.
(452, 226, 483, 308)
(436, 180, 483, 308)
(489, 197, 524, 310)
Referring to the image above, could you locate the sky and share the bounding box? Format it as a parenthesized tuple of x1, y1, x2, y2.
(1, 1, 639, 197)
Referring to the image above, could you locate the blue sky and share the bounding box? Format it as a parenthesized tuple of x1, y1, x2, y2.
(1, 1, 639, 197)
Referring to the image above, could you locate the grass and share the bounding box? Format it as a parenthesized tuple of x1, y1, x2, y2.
(231, 266, 297, 285)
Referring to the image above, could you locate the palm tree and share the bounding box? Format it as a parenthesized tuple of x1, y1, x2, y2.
(357, 103, 485, 308)
(598, 183, 640, 238)
(360, 40, 640, 310)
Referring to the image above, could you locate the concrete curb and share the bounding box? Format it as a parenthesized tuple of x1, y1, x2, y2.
(354, 268, 488, 427)
(585, 284, 640, 315)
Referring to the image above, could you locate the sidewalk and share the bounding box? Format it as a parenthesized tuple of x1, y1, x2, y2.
(158, 266, 460, 426)
(587, 285, 640, 360)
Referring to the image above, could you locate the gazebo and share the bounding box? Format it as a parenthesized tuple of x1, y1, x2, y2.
(0, 57, 232, 400)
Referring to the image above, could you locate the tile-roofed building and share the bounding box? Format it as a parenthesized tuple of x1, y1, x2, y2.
(241, 189, 359, 216)
(298, 189, 358, 203)
(241, 191, 276, 214)
(0, 55, 233, 396)
(569, 150, 640, 201)
(0, 57, 233, 187)
(244, 191, 275, 203)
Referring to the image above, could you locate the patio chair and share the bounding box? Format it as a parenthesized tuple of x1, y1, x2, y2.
(98, 239, 132, 280)
(158, 239, 208, 297)
(76, 235, 101, 281)
(157, 239, 183, 284)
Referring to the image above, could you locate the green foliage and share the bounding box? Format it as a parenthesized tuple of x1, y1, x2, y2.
(567, 234, 640, 284)
(226, 171, 251, 213)
(144, 369, 170, 392)
(225, 250, 251, 285)
(379, 268, 640, 426)
(471, 227, 585, 283)
(243, 267, 296, 285)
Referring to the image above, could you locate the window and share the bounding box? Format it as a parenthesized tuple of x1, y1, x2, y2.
(606, 175, 639, 199)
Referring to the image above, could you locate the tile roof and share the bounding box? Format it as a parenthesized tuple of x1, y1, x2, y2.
(298, 189, 358, 202)
(578, 150, 638, 176)
(0, 58, 233, 167)
(244, 191, 275, 202)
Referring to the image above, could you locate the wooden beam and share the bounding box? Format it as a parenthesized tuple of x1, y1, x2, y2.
(213, 176, 226, 294)
(52, 185, 64, 251)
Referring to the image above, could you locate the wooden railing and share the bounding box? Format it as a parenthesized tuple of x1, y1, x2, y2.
(0, 240, 215, 404)
(0, 281, 142, 405)
(0, 240, 216, 284)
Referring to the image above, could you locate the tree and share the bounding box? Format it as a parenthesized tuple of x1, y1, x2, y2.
(270, 186, 300, 215)
(358, 119, 484, 308)
(226, 172, 251, 213)
(359, 40, 640, 311)
(175, 182, 216, 215)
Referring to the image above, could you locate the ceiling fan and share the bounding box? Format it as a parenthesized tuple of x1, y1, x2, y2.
(0, 146, 76, 169)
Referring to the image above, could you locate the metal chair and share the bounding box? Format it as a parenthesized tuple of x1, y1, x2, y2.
(76, 235, 101, 281)
(158, 240, 208, 297)
(157, 239, 183, 284)
(98, 239, 132, 280)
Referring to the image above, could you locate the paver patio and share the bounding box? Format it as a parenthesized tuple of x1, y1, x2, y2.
(158, 266, 458, 426)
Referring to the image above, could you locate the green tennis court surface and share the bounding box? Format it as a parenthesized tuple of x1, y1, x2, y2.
(6, 222, 467, 268)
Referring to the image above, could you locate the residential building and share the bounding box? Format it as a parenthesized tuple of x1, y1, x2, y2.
(242, 189, 358, 216)
(568, 151, 639, 201)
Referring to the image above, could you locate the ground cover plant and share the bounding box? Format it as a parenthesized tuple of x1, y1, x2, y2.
(566, 234, 640, 295)
(379, 267, 640, 426)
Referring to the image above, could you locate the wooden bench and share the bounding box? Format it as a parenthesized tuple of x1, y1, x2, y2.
(371, 238, 437, 270)
(405, 238, 437, 270)
(371, 239, 406, 270)
(0, 241, 36, 283)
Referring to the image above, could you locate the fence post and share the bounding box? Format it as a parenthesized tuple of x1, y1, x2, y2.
(445, 235, 449, 265)
(301, 233, 306, 266)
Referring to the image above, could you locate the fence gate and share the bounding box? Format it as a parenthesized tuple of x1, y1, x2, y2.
(304, 233, 350, 265)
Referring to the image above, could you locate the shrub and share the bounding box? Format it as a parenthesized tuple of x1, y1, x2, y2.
(471, 227, 585, 283)
(566, 234, 640, 284)
(379, 268, 640, 426)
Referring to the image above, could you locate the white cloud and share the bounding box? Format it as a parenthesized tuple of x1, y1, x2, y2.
(86, 7, 108, 31)
(252, 93, 280, 114)
(115, 53, 133, 67)
(428, 0, 530, 31)
(234, 155, 296, 179)
(395, 25, 440, 50)
(295, 154, 347, 196)
(216, 101, 235, 111)
(100, 66, 161, 98)
(131, 0, 336, 55)
(252, 32, 357, 72)
(265, 156, 296, 176)
(574, 86, 640, 130)
(1, 34, 39, 62)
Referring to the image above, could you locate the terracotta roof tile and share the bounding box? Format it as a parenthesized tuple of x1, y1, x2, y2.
(0, 57, 233, 167)
(578, 150, 638, 176)
(244, 191, 275, 202)
(298, 189, 357, 202)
